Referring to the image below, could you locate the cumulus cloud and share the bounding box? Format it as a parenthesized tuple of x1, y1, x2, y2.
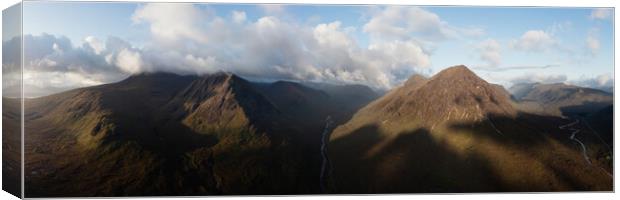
(128, 4, 432, 89)
(475, 39, 501, 67)
(132, 3, 210, 45)
(232, 10, 247, 23)
(14, 4, 470, 97)
(571, 74, 614, 93)
(3, 34, 146, 97)
(84, 36, 105, 55)
(511, 30, 556, 52)
(115, 48, 144, 74)
(363, 6, 484, 41)
(590, 8, 612, 20)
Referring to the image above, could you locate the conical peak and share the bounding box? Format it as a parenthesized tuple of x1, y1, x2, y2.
(434, 65, 477, 79)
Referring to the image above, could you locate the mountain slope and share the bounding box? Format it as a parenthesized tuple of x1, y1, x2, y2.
(23, 73, 310, 196)
(166, 73, 284, 135)
(510, 82, 613, 116)
(2, 97, 21, 197)
(584, 105, 613, 146)
(328, 65, 612, 193)
(22, 71, 378, 196)
(332, 66, 516, 141)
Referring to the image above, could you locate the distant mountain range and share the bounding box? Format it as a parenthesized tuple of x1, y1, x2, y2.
(510, 82, 613, 117)
(4, 65, 612, 196)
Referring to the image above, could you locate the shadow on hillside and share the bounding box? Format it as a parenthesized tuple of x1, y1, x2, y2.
(579, 105, 613, 146)
(329, 111, 613, 193)
(559, 101, 613, 117)
(2, 99, 22, 198)
(448, 113, 559, 148)
(328, 124, 503, 193)
(93, 83, 221, 157)
(447, 112, 613, 191)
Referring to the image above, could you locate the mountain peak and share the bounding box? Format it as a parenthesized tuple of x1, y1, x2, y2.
(201, 71, 242, 83)
(169, 72, 281, 134)
(433, 65, 479, 81)
(359, 64, 516, 127)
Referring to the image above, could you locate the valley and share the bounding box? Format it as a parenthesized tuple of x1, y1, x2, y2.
(4, 65, 613, 196)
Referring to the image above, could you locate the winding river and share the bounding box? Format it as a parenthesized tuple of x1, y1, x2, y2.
(559, 119, 591, 165)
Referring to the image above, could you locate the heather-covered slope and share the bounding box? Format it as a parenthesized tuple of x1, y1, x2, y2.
(328, 65, 612, 193)
(22, 72, 375, 196)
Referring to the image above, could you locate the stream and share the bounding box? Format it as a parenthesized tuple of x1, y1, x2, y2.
(319, 115, 333, 193)
(559, 119, 591, 165)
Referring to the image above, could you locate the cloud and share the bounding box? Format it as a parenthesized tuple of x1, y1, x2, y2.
(586, 35, 600, 55)
(585, 28, 601, 56)
(547, 21, 573, 35)
(511, 30, 556, 52)
(2, 35, 22, 98)
(259, 4, 285, 15)
(232, 10, 247, 23)
(4, 34, 147, 97)
(83, 36, 105, 55)
(14, 4, 456, 97)
(132, 3, 210, 45)
(126, 5, 433, 89)
(22, 70, 108, 98)
(474, 64, 560, 72)
(590, 8, 612, 20)
(570, 73, 614, 92)
(363, 6, 484, 41)
(509, 73, 567, 85)
(475, 39, 501, 67)
(116, 48, 144, 74)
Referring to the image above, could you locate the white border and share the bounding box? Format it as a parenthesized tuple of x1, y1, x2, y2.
(1, 0, 618, 200)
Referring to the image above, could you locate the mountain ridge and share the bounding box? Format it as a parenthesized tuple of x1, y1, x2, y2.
(328, 65, 612, 193)
(20, 71, 378, 196)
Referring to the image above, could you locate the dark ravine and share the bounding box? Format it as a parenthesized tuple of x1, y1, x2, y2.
(319, 115, 333, 193)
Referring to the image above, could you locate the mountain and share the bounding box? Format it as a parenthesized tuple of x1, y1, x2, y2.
(166, 73, 284, 135)
(510, 82, 613, 117)
(2, 97, 21, 198)
(21, 72, 376, 197)
(584, 105, 613, 146)
(300, 81, 381, 123)
(13, 66, 613, 195)
(328, 65, 612, 193)
(331, 66, 516, 138)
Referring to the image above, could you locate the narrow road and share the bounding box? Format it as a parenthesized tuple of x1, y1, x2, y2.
(319, 115, 333, 193)
(559, 119, 591, 165)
